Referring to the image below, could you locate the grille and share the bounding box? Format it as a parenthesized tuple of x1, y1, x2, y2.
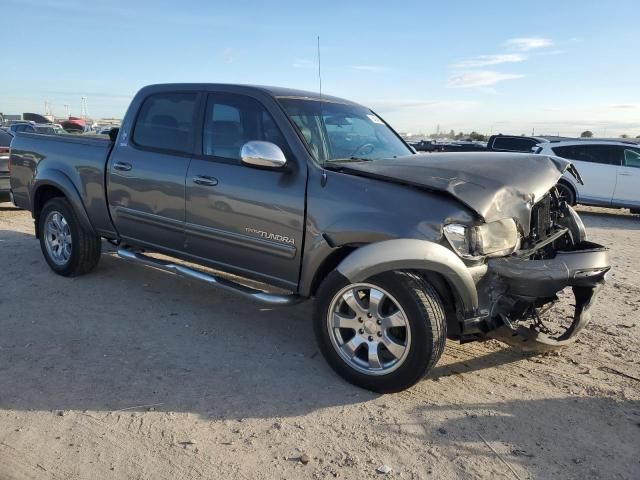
(530, 194, 552, 241)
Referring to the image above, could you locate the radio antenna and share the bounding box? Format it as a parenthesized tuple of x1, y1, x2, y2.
(317, 35, 322, 100)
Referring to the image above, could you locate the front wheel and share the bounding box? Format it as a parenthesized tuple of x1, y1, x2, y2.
(39, 197, 102, 276)
(313, 270, 447, 393)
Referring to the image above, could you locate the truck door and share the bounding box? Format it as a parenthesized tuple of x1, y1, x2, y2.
(107, 92, 198, 252)
(184, 92, 306, 290)
(613, 146, 640, 207)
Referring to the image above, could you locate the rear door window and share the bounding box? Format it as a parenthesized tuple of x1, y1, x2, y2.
(132, 92, 198, 154)
(491, 136, 537, 152)
(552, 145, 622, 166)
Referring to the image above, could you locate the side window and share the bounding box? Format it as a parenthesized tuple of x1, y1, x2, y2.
(624, 148, 640, 168)
(492, 137, 536, 152)
(203, 93, 287, 161)
(132, 92, 197, 154)
(553, 145, 621, 165)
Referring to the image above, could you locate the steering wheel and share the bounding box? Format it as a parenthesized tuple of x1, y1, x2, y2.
(351, 143, 375, 157)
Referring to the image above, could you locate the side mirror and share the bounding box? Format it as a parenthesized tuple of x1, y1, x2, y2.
(241, 141, 287, 169)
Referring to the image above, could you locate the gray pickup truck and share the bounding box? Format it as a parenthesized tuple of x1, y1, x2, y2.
(9, 83, 610, 392)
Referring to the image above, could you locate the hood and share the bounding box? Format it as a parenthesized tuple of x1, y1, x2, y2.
(334, 152, 579, 235)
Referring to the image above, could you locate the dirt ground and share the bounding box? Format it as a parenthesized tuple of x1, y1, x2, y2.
(0, 201, 638, 480)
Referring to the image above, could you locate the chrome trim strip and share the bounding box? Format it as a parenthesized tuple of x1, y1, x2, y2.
(114, 206, 183, 233)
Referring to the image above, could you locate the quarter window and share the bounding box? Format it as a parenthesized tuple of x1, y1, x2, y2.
(203, 93, 287, 161)
(624, 148, 640, 168)
(132, 92, 197, 154)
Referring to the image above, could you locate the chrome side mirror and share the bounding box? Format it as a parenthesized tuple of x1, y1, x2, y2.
(240, 141, 287, 169)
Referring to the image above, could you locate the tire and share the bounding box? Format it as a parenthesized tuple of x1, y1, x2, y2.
(313, 270, 446, 393)
(38, 197, 102, 277)
(557, 182, 576, 206)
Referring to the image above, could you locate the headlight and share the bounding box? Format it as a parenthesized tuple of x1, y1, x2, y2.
(443, 218, 520, 259)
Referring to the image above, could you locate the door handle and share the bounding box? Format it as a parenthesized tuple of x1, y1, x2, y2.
(113, 162, 132, 172)
(618, 172, 633, 176)
(192, 175, 218, 186)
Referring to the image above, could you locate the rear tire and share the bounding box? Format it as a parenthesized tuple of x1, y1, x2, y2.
(313, 270, 446, 393)
(39, 197, 102, 277)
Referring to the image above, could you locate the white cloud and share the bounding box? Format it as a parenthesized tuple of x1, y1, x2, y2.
(446, 71, 524, 88)
(450, 53, 526, 68)
(351, 65, 384, 72)
(505, 37, 553, 51)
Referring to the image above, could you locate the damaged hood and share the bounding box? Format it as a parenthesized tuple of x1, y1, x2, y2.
(334, 152, 578, 234)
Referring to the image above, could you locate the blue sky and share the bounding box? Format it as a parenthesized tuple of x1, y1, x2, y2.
(3, 0, 639, 136)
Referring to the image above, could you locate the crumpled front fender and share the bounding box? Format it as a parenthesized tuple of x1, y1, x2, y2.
(336, 239, 479, 316)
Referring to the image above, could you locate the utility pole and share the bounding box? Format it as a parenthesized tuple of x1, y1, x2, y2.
(80, 97, 88, 119)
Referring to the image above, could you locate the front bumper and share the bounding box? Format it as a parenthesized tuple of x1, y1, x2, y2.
(466, 241, 610, 346)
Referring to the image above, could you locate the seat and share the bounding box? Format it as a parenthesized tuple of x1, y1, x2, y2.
(206, 121, 244, 159)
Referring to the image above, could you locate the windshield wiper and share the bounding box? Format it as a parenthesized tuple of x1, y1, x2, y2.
(329, 157, 374, 163)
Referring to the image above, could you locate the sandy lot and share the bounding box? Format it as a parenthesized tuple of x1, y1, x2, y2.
(0, 201, 638, 480)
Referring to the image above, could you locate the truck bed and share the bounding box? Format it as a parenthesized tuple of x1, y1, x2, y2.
(10, 132, 116, 236)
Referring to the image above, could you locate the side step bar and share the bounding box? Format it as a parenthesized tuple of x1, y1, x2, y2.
(117, 247, 303, 306)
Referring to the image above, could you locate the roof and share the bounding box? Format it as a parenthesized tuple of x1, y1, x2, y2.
(142, 83, 360, 106)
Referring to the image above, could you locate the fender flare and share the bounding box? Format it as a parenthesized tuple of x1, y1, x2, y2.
(31, 169, 95, 233)
(336, 239, 478, 316)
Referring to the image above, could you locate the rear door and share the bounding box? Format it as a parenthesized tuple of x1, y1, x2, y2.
(613, 146, 640, 207)
(184, 92, 306, 289)
(551, 144, 621, 204)
(107, 91, 199, 252)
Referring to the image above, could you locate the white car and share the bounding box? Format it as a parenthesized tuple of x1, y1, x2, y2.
(536, 140, 640, 213)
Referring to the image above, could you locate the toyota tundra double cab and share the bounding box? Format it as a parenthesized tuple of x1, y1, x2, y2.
(9, 84, 610, 392)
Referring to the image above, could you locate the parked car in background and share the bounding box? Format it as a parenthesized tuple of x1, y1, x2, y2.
(435, 141, 487, 153)
(411, 140, 436, 152)
(536, 140, 640, 213)
(34, 124, 65, 135)
(8, 122, 36, 134)
(0, 129, 12, 197)
(487, 134, 571, 153)
(96, 126, 118, 135)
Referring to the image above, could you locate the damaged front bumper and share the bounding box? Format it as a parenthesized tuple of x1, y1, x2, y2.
(463, 241, 610, 348)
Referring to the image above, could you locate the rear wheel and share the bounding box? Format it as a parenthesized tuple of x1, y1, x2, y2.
(39, 197, 102, 276)
(313, 270, 446, 393)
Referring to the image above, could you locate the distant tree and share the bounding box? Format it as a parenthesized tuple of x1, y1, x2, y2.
(636, 135, 640, 139)
(448, 129, 455, 138)
(620, 134, 629, 139)
(455, 131, 464, 139)
(580, 130, 593, 138)
(469, 131, 486, 141)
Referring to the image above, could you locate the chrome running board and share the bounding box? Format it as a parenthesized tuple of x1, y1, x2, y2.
(117, 247, 303, 306)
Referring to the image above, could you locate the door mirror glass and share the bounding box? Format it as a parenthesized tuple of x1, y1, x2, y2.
(241, 140, 287, 168)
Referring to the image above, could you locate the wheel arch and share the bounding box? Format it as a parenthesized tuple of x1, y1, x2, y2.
(335, 239, 479, 318)
(557, 176, 578, 204)
(31, 171, 94, 238)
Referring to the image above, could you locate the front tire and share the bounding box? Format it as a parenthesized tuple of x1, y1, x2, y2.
(557, 181, 576, 206)
(39, 197, 102, 276)
(313, 270, 446, 393)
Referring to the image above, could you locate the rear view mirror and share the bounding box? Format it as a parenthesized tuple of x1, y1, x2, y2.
(241, 141, 287, 169)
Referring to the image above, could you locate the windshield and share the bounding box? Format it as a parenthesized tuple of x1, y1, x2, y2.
(278, 98, 412, 163)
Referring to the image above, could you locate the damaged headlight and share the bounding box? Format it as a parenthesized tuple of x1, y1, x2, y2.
(443, 218, 520, 260)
